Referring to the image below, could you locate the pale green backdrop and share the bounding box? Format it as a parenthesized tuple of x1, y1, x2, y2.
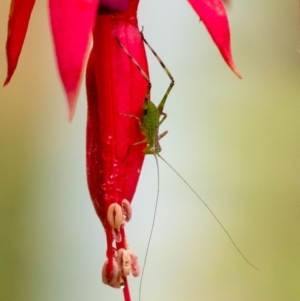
(0, 1, 299, 300)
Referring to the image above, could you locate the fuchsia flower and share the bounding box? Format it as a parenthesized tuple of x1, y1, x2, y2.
(4, 0, 239, 300)
(4, 0, 240, 115)
(86, 1, 148, 298)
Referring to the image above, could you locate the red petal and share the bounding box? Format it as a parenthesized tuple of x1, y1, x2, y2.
(188, 0, 241, 78)
(4, 0, 36, 86)
(49, 0, 100, 120)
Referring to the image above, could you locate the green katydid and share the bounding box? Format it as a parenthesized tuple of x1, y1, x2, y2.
(115, 30, 259, 299)
(115, 30, 173, 157)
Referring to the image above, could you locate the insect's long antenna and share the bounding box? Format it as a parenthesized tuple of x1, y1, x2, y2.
(157, 153, 260, 271)
(139, 155, 160, 301)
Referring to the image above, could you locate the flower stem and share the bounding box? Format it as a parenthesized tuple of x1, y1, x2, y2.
(122, 277, 131, 301)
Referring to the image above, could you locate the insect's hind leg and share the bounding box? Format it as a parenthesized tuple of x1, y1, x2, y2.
(159, 112, 167, 126)
(140, 31, 175, 117)
(113, 31, 151, 160)
(113, 31, 151, 97)
(140, 31, 174, 84)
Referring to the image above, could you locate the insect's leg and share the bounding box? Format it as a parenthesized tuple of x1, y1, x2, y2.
(159, 112, 167, 126)
(157, 83, 173, 117)
(121, 139, 147, 163)
(141, 31, 174, 84)
(113, 31, 151, 98)
(119, 112, 146, 161)
(119, 112, 141, 124)
(157, 130, 168, 141)
(140, 32, 175, 116)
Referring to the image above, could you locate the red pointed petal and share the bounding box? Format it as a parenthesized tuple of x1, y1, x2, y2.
(4, 0, 36, 86)
(188, 0, 241, 78)
(49, 0, 100, 120)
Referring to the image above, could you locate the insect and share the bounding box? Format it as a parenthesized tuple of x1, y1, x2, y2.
(115, 29, 259, 300)
(115, 29, 174, 158)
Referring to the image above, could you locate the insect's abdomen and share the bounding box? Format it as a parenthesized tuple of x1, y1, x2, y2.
(142, 100, 159, 138)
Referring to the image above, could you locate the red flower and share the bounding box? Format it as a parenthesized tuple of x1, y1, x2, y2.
(86, 1, 148, 298)
(4, 1, 240, 111)
(3, 0, 240, 299)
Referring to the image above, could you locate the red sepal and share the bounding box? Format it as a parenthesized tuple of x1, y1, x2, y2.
(188, 0, 241, 78)
(4, 0, 36, 86)
(49, 0, 101, 120)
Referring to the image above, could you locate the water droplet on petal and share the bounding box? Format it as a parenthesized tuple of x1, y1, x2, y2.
(107, 174, 115, 185)
(105, 135, 115, 146)
(112, 160, 120, 173)
(104, 193, 112, 201)
(116, 188, 122, 198)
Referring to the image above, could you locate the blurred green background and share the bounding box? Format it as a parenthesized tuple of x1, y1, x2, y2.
(1, 0, 300, 300)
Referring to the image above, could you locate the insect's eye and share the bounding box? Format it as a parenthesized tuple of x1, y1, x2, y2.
(143, 109, 148, 115)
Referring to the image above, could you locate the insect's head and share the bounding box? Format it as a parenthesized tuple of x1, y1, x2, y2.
(142, 101, 148, 117)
